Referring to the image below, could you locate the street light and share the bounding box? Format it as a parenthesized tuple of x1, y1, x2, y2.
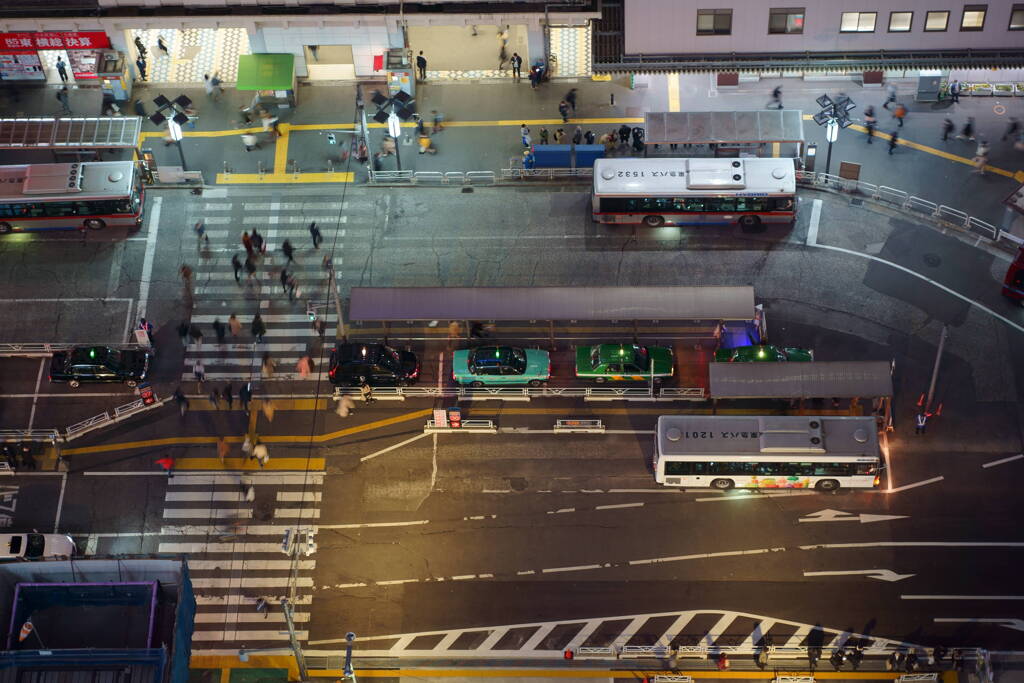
(343, 631, 357, 681)
(387, 112, 402, 171)
(149, 94, 193, 172)
(811, 93, 855, 178)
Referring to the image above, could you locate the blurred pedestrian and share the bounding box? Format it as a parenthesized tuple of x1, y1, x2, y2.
(941, 118, 954, 141)
(231, 253, 243, 282)
(138, 317, 154, 345)
(297, 354, 313, 379)
(194, 220, 208, 249)
(888, 130, 899, 155)
(584, 130, 596, 145)
(251, 229, 265, 254)
(281, 239, 294, 263)
(767, 85, 783, 109)
(217, 436, 229, 465)
(157, 36, 169, 55)
(242, 433, 254, 458)
(360, 381, 375, 403)
(261, 352, 276, 379)
(253, 442, 270, 468)
(313, 318, 326, 339)
(528, 66, 539, 89)
(520, 124, 531, 148)
(134, 35, 147, 58)
(864, 105, 876, 143)
(228, 314, 242, 337)
(572, 127, 582, 145)
(280, 268, 290, 292)
(239, 382, 252, 412)
(135, 56, 147, 81)
(286, 274, 298, 302)
(242, 231, 253, 255)
(553, 128, 565, 144)
(618, 124, 631, 146)
(255, 596, 269, 617)
(957, 117, 976, 141)
(173, 387, 188, 416)
(262, 399, 276, 422)
(193, 360, 206, 384)
(539, 127, 549, 145)
(558, 100, 570, 123)
(883, 81, 897, 110)
(949, 79, 961, 103)
(1003, 117, 1020, 142)
(972, 141, 990, 175)
(244, 256, 256, 279)
(189, 323, 203, 346)
(56, 86, 72, 115)
(177, 321, 189, 347)
(223, 383, 234, 410)
(892, 103, 907, 128)
(251, 314, 266, 343)
(209, 386, 220, 409)
(565, 88, 578, 114)
(309, 221, 322, 249)
(213, 318, 226, 345)
(336, 394, 356, 417)
(241, 132, 260, 151)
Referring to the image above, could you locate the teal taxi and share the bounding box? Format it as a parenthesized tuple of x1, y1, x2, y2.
(452, 346, 551, 386)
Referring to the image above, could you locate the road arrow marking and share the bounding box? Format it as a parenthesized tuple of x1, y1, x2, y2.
(799, 509, 908, 524)
(934, 618, 1024, 633)
(804, 569, 915, 582)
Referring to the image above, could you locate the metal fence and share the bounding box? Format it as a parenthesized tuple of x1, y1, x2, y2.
(64, 397, 168, 441)
(367, 170, 496, 185)
(334, 385, 705, 402)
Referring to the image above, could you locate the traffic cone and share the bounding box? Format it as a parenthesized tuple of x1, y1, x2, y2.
(917, 393, 925, 407)
(564, 649, 574, 660)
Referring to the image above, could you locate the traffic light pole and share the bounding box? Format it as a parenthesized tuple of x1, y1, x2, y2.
(329, 268, 347, 341)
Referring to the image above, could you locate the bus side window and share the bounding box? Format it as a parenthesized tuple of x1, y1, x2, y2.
(0, 205, 11, 217)
(814, 462, 854, 476)
(716, 198, 736, 211)
(46, 202, 78, 217)
(684, 198, 705, 212)
(665, 461, 693, 476)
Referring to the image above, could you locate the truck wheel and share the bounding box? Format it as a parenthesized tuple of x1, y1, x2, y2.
(69, 379, 80, 388)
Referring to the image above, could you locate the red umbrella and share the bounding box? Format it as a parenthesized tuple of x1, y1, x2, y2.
(156, 457, 175, 472)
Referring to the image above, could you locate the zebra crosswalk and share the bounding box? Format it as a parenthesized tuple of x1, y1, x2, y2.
(159, 472, 322, 652)
(182, 194, 372, 384)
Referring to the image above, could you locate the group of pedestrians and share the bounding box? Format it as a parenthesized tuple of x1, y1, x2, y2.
(173, 381, 253, 416)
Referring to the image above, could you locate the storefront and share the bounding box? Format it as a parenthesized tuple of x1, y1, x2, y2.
(0, 31, 114, 83)
(236, 53, 297, 109)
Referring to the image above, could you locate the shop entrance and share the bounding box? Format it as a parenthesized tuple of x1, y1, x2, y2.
(125, 27, 249, 85)
(0, 32, 115, 85)
(304, 45, 355, 81)
(407, 24, 527, 80)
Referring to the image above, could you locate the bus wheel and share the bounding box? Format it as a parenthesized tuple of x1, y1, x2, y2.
(643, 215, 665, 227)
(84, 218, 106, 231)
(0, 222, 10, 234)
(815, 479, 840, 492)
(739, 215, 763, 233)
(711, 478, 734, 490)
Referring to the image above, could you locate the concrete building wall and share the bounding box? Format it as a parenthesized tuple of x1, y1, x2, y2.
(625, 0, 1024, 55)
(257, 23, 395, 78)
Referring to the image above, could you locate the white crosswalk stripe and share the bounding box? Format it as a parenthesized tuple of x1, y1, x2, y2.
(161, 472, 322, 652)
(182, 193, 368, 382)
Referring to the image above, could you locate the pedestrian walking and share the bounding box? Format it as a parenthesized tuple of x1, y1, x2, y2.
(55, 56, 68, 83)
(767, 85, 783, 109)
(242, 433, 254, 458)
(281, 239, 294, 264)
(279, 268, 289, 292)
(194, 220, 208, 250)
(156, 456, 175, 478)
(138, 317, 154, 345)
(336, 394, 356, 417)
(893, 103, 907, 128)
(553, 128, 565, 144)
(244, 482, 255, 502)
(572, 127, 582, 145)
(203, 73, 218, 100)
(309, 221, 322, 249)
(972, 141, 990, 175)
(416, 51, 427, 79)
(223, 383, 234, 410)
(883, 82, 897, 110)
(193, 360, 206, 383)
(949, 79, 961, 103)
(313, 318, 326, 339)
(177, 321, 189, 347)
(242, 231, 253, 255)
(360, 381, 375, 404)
(520, 124, 531, 148)
(244, 256, 256, 279)
(1002, 116, 1020, 142)
(262, 399, 276, 422)
(528, 66, 539, 90)
(431, 110, 444, 133)
(135, 57, 147, 81)
(251, 314, 266, 343)
(286, 274, 298, 302)
(558, 100, 570, 123)
(565, 88, 578, 114)
(888, 130, 899, 155)
(216, 436, 229, 465)
(539, 127, 549, 145)
(261, 352, 276, 379)
(260, 111, 281, 138)
(251, 229, 266, 255)
(957, 117, 976, 141)
(584, 130, 596, 145)
(864, 105, 876, 143)
(173, 386, 188, 417)
(511, 52, 522, 80)
(941, 118, 955, 141)
(56, 86, 71, 115)
(134, 34, 148, 58)
(239, 382, 252, 412)
(253, 442, 270, 468)
(297, 354, 313, 379)
(209, 386, 221, 409)
(255, 596, 269, 617)
(228, 314, 241, 337)
(618, 123, 631, 147)
(213, 318, 226, 345)
(157, 35, 169, 55)
(230, 253, 243, 283)
(241, 131, 260, 151)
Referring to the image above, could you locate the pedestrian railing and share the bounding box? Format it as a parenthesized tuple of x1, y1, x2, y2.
(0, 429, 59, 443)
(0, 342, 74, 357)
(367, 170, 496, 185)
(424, 419, 497, 433)
(553, 419, 605, 433)
(574, 646, 617, 659)
(899, 675, 939, 682)
(796, 170, 1018, 249)
(333, 385, 705, 402)
(620, 645, 671, 659)
(653, 677, 694, 683)
(500, 166, 594, 180)
(64, 397, 168, 441)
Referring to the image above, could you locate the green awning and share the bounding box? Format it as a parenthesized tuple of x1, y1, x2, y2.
(236, 54, 294, 91)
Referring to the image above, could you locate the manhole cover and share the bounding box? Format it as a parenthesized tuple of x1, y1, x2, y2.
(923, 253, 942, 267)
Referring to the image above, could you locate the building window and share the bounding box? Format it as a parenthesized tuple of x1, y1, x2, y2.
(924, 10, 950, 30)
(888, 11, 913, 30)
(769, 7, 805, 34)
(1010, 4, 1024, 29)
(697, 9, 733, 35)
(961, 4, 986, 29)
(841, 11, 878, 31)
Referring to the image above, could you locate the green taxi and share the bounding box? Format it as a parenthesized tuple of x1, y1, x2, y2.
(452, 345, 551, 387)
(714, 344, 814, 363)
(575, 343, 674, 383)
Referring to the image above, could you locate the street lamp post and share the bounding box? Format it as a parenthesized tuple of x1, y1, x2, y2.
(824, 119, 838, 177)
(387, 112, 402, 172)
(167, 118, 187, 171)
(149, 94, 193, 173)
(343, 631, 357, 681)
(811, 94, 855, 180)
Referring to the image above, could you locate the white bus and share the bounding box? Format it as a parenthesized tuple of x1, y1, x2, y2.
(654, 415, 881, 491)
(592, 157, 797, 231)
(0, 161, 143, 234)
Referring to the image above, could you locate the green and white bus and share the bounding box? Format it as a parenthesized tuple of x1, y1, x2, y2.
(654, 415, 881, 491)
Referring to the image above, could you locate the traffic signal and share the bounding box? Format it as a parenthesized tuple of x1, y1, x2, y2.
(327, 133, 337, 145)
(307, 303, 317, 322)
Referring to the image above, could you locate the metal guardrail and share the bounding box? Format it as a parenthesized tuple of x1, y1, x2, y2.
(898, 675, 939, 682)
(64, 397, 167, 441)
(620, 645, 671, 659)
(554, 419, 605, 433)
(501, 167, 594, 180)
(0, 342, 73, 357)
(424, 419, 497, 433)
(367, 170, 496, 185)
(776, 677, 815, 683)
(653, 677, 694, 683)
(0, 429, 59, 443)
(796, 170, 1018, 250)
(334, 386, 706, 402)
(574, 646, 617, 659)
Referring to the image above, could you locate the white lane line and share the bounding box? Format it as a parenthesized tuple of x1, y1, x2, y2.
(595, 502, 644, 511)
(482, 490, 512, 494)
(630, 547, 786, 566)
(26, 358, 46, 430)
(360, 432, 431, 463)
(273, 509, 321, 519)
(377, 579, 419, 586)
(195, 612, 309, 623)
(196, 594, 312, 606)
(0, 392, 131, 398)
(608, 489, 685, 494)
(162, 508, 251, 519)
(806, 198, 822, 246)
(547, 508, 576, 514)
(136, 195, 162, 321)
(811, 242, 1024, 335)
(800, 541, 1024, 550)
(276, 492, 322, 502)
(541, 564, 605, 574)
(188, 559, 315, 570)
(159, 542, 288, 553)
(53, 472, 68, 534)
(982, 454, 1024, 469)
(318, 520, 428, 529)
(167, 473, 322, 485)
(166, 492, 245, 502)
(887, 476, 944, 493)
(902, 595, 1024, 600)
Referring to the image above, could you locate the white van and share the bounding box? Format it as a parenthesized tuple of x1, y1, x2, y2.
(0, 533, 76, 560)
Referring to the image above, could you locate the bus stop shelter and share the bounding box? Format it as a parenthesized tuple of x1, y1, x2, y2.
(349, 286, 758, 347)
(644, 110, 806, 157)
(0, 117, 143, 160)
(237, 53, 297, 109)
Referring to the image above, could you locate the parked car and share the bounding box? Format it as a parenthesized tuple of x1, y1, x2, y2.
(49, 346, 150, 388)
(714, 344, 814, 363)
(575, 343, 674, 383)
(328, 343, 419, 386)
(0, 533, 76, 561)
(452, 345, 550, 386)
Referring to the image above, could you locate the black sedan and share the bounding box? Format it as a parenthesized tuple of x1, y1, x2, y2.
(49, 346, 150, 388)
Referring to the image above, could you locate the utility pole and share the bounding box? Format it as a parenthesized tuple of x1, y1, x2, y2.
(342, 631, 357, 681)
(281, 597, 309, 681)
(327, 267, 347, 340)
(925, 324, 948, 413)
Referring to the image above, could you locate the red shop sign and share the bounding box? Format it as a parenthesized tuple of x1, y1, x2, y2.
(0, 32, 111, 53)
